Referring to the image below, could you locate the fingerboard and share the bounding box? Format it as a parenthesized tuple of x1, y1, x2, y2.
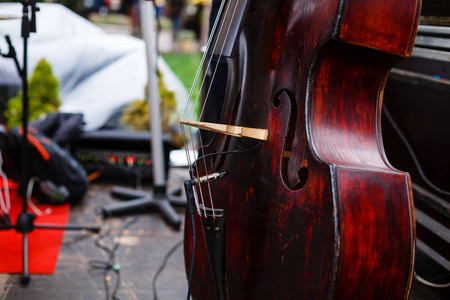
(212, 0, 250, 58)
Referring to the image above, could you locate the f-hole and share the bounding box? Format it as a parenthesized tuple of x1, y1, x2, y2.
(275, 90, 308, 190)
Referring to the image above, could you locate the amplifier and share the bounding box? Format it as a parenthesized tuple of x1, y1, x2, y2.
(71, 130, 175, 183)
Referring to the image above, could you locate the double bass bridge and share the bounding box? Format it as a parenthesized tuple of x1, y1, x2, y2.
(180, 120, 268, 141)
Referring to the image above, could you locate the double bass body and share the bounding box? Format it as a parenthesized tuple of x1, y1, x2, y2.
(184, 0, 421, 299)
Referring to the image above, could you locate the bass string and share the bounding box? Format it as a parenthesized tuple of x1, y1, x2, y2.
(195, 1, 241, 123)
(180, 0, 229, 165)
(179, 4, 224, 159)
(180, 0, 230, 148)
(181, 0, 239, 218)
(179, 0, 226, 172)
(186, 0, 232, 219)
(185, 0, 231, 219)
(189, 0, 243, 219)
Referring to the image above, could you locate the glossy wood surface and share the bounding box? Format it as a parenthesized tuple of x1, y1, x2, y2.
(340, 0, 421, 55)
(184, 0, 421, 299)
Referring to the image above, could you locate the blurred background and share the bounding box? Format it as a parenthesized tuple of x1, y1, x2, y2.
(0, 0, 211, 185)
(0, 1, 449, 298)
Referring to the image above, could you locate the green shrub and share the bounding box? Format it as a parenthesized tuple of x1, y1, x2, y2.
(5, 59, 61, 128)
(121, 70, 183, 147)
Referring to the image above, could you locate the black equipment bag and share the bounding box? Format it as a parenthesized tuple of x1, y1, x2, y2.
(5, 126, 88, 205)
(31, 112, 84, 147)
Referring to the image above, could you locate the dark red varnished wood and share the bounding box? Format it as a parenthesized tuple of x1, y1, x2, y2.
(185, 0, 421, 299)
(340, 0, 421, 55)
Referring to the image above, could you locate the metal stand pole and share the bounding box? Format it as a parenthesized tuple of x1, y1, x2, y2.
(143, 0, 166, 192)
(101, 0, 186, 230)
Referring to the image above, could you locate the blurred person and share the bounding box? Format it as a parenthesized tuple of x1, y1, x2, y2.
(166, 0, 185, 34)
(184, 0, 203, 40)
(119, 0, 140, 35)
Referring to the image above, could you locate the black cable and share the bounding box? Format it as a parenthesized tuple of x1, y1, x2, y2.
(90, 215, 140, 300)
(152, 240, 183, 300)
(186, 213, 196, 300)
(414, 272, 450, 288)
(383, 105, 450, 196)
(112, 269, 122, 299)
(182, 179, 198, 300)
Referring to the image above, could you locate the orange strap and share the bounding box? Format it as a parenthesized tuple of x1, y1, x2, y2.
(26, 133, 50, 162)
(18, 127, 51, 162)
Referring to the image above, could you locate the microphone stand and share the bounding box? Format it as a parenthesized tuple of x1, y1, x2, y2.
(100, 0, 186, 230)
(0, 1, 99, 285)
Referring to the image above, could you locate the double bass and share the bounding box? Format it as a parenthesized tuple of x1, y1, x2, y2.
(181, 0, 421, 299)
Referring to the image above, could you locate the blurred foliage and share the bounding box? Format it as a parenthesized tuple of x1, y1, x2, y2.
(158, 15, 174, 30)
(5, 59, 61, 128)
(121, 70, 184, 147)
(88, 12, 132, 25)
(162, 53, 201, 106)
(58, 0, 84, 12)
(175, 29, 196, 40)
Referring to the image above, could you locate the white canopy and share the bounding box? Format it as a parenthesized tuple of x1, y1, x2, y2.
(0, 2, 188, 131)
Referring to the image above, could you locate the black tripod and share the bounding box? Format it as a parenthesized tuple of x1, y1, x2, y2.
(0, 1, 99, 285)
(101, 0, 186, 230)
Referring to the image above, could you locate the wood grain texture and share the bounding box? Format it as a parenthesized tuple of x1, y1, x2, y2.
(340, 0, 422, 55)
(333, 168, 415, 300)
(185, 0, 421, 299)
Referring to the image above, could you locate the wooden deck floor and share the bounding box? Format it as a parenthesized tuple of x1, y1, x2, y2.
(0, 168, 449, 299)
(0, 168, 189, 300)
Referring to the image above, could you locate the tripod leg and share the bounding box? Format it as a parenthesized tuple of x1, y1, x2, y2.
(111, 186, 148, 199)
(101, 196, 152, 217)
(156, 200, 182, 230)
(21, 232, 30, 285)
(34, 224, 100, 233)
(167, 194, 187, 208)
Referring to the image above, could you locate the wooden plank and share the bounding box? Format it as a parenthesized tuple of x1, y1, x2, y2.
(412, 47, 450, 62)
(389, 68, 450, 93)
(415, 209, 450, 244)
(415, 35, 450, 51)
(417, 25, 450, 37)
(413, 184, 450, 219)
(417, 239, 450, 271)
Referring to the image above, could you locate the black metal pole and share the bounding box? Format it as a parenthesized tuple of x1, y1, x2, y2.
(3, 36, 21, 76)
(19, 2, 31, 284)
(34, 224, 100, 233)
(21, 2, 30, 213)
(0, 1, 100, 285)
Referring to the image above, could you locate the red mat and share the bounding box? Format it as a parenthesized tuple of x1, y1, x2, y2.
(0, 180, 70, 274)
